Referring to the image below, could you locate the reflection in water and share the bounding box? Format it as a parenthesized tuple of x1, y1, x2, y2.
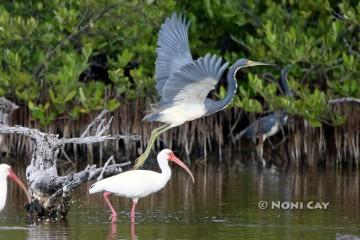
(0, 226, 28, 230)
(130, 222, 137, 240)
(26, 222, 70, 240)
(1, 160, 360, 239)
(105, 223, 117, 240)
(105, 222, 137, 240)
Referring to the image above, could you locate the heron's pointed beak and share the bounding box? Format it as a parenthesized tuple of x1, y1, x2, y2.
(170, 155, 195, 183)
(246, 60, 274, 67)
(8, 169, 31, 203)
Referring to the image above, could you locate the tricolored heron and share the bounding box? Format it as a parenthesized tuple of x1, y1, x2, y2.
(134, 13, 271, 168)
(89, 149, 194, 223)
(235, 67, 292, 164)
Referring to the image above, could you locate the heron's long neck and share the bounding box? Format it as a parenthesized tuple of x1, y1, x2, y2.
(206, 63, 240, 115)
(280, 68, 292, 97)
(0, 176, 8, 211)
(279, 68, 292, 118)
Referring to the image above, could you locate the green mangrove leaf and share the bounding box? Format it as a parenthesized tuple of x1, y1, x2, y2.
(106, 98, 121, 112)
(64, 90, 77, 102)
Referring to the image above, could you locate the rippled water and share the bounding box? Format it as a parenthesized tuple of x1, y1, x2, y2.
(0, 160, 360, 239)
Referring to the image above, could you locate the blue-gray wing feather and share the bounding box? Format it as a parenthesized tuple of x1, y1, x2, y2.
(160, 54, 229, 105)
(156, 12, 193, 95)
(239, 113, 287, 139)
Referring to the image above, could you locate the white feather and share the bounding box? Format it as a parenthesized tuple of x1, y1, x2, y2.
(0, 175, 7, 212)
(89, 170, 169, 198)
(89, 150, 173, 199)
(158, 102, 207, 125)
(0, 164, 11, 212)
(263, 123, 280, 140)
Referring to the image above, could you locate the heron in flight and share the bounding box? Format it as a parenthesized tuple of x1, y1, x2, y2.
(134, 13, 271, 168)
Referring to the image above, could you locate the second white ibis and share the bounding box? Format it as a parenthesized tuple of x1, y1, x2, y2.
(0, 164, 31, 212)
(89, 149, 194, 223)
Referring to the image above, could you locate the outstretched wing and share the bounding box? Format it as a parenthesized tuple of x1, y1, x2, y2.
(156, 12, 193, 95)
(160, 54, 229, 105)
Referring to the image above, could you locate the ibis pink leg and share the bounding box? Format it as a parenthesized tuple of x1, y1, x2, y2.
(130, 199, 138, 223)
(131, 221, 136, 240)
(103, 192, 117, 223)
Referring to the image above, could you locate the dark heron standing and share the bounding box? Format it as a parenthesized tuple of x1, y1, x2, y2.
(134, 13, 271, 168)
(235, 67, 292, 164)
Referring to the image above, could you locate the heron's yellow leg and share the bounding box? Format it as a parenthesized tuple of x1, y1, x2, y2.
(134, 124, 172, 169)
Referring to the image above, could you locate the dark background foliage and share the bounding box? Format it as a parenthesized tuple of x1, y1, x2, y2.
(0, 0, 358, 126)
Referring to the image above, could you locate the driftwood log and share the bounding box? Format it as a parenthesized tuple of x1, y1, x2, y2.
(0, 109, 140, 221)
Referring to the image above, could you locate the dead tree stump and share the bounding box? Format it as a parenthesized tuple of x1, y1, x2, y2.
(0, 110, 139, 221)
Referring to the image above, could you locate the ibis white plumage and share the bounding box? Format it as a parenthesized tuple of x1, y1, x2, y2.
(89, 149, 194, 223)
(0, 164, 31, 212)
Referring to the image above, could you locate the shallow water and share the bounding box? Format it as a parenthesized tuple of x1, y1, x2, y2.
(0, 162, 360, 240)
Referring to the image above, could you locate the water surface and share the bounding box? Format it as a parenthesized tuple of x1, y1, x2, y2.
(0, 160, 359, 239)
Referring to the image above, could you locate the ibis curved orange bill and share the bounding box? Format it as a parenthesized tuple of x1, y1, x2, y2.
(8, 169, 31, 203)
(169, 154, 195, 183)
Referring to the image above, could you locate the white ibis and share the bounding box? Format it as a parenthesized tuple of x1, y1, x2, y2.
(89, 149, 195, 223)
(0, 164, 31, 212)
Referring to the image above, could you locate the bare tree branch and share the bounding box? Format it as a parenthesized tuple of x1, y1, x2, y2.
(0, 124, 50, 140)
(81, 109, 109, 137)
(97, 156, 116, 181)
(329, 97, 360, 104)
(0, 108, 139, 220)
(45, 160, 131, 206)
(59, 134, 140, 146)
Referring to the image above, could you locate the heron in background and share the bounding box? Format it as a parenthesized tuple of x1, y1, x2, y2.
(235, 67, 293, 165)
(0, 164, 31, 212)
(134, 13, 271, 168)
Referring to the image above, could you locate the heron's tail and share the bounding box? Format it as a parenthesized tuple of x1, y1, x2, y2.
(143, 112, 161, 122)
